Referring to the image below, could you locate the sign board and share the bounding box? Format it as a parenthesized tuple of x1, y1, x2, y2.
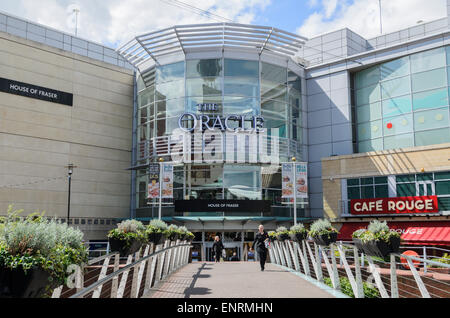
(0, 77, 73, 106)
(350, 196, 439, 215)
(147, 164, 160, 199)
(174, 200, 272, 213)
(161, 163, 174, 199)
(282, 162, 308, 199)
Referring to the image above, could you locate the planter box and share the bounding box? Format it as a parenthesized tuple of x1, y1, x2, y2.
(147, 232, 165, 245)
(359, 236, 401, 258)
(290, 232, 307, 242)
(168, 234, 179, 241)
(312, 232, 338, 246)
(0, 267, 53, 298)
(109, 238, 142, 257)
(276, 233, 290, 241)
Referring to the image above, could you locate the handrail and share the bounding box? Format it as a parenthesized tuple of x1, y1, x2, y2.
(70, 242, 192, 298)
(269, 239, 450, 298)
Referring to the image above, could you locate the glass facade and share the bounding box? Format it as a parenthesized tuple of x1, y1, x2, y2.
(135, 58, 305, 216)
(354, 46, 450, 152)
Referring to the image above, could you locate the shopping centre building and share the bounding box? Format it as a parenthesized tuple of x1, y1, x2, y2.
(0, 2, 450, 260)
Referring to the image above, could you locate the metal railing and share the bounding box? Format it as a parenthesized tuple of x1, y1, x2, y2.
(269, 239, 450, 298)
(51, 240, 192, 298)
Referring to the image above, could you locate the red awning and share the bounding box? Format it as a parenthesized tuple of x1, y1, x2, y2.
(338, 221, 450, 246)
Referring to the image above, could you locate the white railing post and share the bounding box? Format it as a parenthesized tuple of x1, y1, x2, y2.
(134, 245, 150, 298)
(405, 255, 431, 298)
(92, 256, 112, 298)
(144, 244, 156, 292)
(282, 241, 293, 269)
(367, 256, 388, 298)
(288, 241, 300, 272)
(130, 250, 141, 298)
(300, 240, 310, 276)
(305, 242, 321, 280)
(117, 254, 134, 298)
(353, 247, 364, 298)
(330, 244, 340, 290)
(111, 253, 120, 298)
(390, 254, 399, 298)
(337, 244, 361, 298)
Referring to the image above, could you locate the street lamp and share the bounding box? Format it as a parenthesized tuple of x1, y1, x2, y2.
(158, 158, 164, 220)
(66, 164, 77, 223)
(291, 157, 297, 226)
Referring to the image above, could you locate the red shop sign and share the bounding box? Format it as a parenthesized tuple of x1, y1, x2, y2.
(350, 196, 439, 215)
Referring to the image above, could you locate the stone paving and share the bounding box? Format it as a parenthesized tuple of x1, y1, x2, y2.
(143, 262, 334, 298)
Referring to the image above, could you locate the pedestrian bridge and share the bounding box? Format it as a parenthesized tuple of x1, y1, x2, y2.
(51, 239, 450, 299)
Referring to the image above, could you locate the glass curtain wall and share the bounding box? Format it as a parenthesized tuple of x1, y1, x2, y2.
(354, 46, 450, 152)
(135, 58, 304, 213)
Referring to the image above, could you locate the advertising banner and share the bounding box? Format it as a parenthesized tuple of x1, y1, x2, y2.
(295, 163, 308, 199)
(282, 163, 308, 199)
(350, 196, 439, 215)
(161, 163, 174, 199)
(147, 163, 160, 199)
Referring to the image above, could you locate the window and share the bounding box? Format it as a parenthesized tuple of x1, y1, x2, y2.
(187, 59, 222, 78)
(347, 177, 388, 201)
(156, 61, 184, 83)
(354, 46, 450, 152)
(224, 59, 258, 77)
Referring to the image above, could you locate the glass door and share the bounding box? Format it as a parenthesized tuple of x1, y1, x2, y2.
(416, 181, 435, 196)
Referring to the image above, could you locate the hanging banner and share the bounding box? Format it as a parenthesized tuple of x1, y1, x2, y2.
(282, 163, 294, 199)
(295, 163, 308, 199)
(282, 163, 308, 199)
(147, 163, 160, 199)
(161, 163, 174, 199)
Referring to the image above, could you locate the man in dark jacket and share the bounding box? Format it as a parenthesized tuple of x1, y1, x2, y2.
(251, 225, 269, 271)
(212, 236, 224, 262)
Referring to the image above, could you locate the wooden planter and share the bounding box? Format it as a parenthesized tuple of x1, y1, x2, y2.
(109, 238, 142, 257)
(312, 232, 338, 246)
(290, 232, 308, 242)
(0, 267, 54, 298)
(168, 233, 179, 241)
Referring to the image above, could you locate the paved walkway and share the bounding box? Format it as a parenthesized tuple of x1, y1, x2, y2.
(143, 262, 334, 298)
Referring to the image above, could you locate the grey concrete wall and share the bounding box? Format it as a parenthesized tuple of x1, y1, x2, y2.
(0, 30, 134, 228)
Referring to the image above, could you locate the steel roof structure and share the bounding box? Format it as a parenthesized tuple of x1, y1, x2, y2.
(117, 22, 307, 82)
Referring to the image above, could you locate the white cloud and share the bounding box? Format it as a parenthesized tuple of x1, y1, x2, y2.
(0, 0, 270, 47)
(297, 0, 447, 39)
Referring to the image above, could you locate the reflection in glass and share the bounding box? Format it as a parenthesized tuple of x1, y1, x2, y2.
(187, 59, 223, 78)
(224, 165, 261, 200)
(224, 59, 259, 77)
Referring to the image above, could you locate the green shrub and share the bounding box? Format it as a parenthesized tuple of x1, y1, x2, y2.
(354, 220, 401, 244)
(290, 224, 307, 234)
(323, 276, 380, 298)
(0, 206, 88, 288)
(309, 219, 338, 238)
(146, 219, 168, 235)
(430, 253, 450, 267)
(108, 219, 146, 246)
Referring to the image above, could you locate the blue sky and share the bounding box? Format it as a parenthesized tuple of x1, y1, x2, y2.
(0, 0, 447, 48)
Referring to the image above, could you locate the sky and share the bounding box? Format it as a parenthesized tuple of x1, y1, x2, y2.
(0, 0, 447, 48)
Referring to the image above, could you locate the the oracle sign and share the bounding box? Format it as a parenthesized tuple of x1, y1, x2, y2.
(350, 196, 439, 215)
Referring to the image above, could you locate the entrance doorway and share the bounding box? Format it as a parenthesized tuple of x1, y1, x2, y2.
(204, 242, 242, 261)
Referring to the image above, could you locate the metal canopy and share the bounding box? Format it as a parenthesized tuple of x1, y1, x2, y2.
(117, 22, 307, 77)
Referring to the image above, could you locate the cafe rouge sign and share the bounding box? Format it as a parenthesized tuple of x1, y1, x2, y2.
(350, 196, 439, 215)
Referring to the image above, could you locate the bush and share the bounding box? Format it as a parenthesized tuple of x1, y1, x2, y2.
(108, 219, 146, 246)
(323, 276, 380, 298)
(290, 224, 308, 234)
(146, 219, 168, 234)
(430, 253, 450, 267)
(309, 219, 338, 238)
(353, 220, 401, 244)
(0, 206, 88, 289)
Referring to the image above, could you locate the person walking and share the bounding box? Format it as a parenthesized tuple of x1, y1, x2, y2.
(251, 225, 269, 271)
(212, 236, 224, 263)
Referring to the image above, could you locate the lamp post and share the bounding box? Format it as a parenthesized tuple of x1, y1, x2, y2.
(66, 164, 77, 223)
(158, 158, 164, 220)
(292, 157, 297, 226)
(73, 8, 80, 36)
